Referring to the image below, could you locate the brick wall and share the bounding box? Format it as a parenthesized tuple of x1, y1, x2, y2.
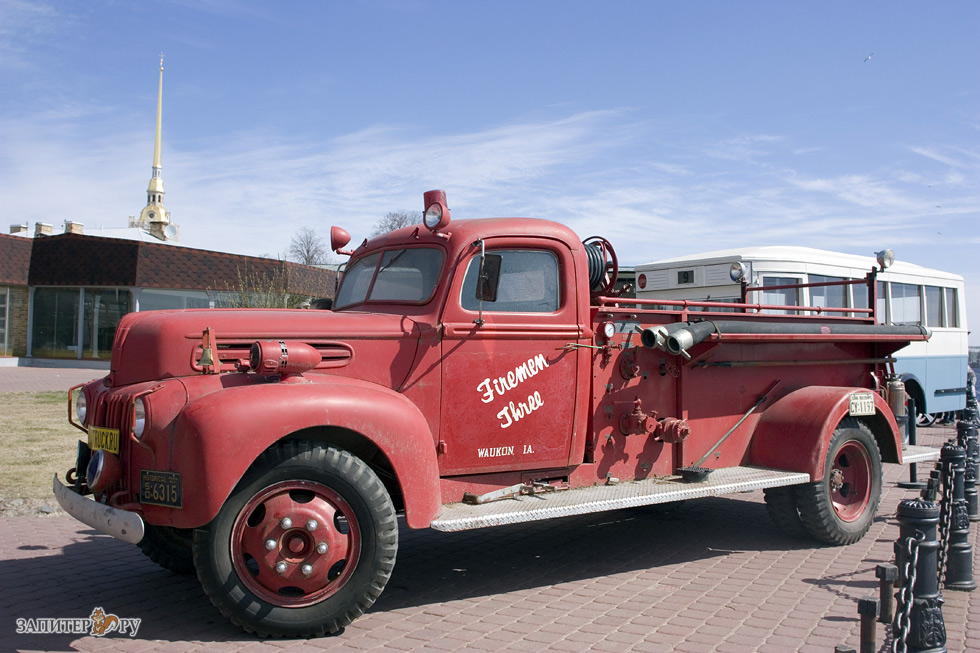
(5, 286, 29, 356)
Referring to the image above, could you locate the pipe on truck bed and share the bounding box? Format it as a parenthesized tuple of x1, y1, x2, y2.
(641, 321, 930, 359)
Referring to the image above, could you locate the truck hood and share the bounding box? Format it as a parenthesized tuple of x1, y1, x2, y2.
(108, 309, 424, 388)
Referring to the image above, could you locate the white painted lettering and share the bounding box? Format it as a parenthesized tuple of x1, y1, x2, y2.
(477, 446, 515, 458)
(496, 391, 544, 428)
(477, 379, 494, 404)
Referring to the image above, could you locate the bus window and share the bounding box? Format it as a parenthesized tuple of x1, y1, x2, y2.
(890, 283, 921, 326)
(810, 275, 846, 309)
(877, 281, 885, 322)
(925, 286, 943, 327)
(852, 280, 868, 317)
(761, 277, 800, 314)
(945, 288, 959, 328)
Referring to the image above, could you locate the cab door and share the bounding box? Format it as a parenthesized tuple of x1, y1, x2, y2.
(438, 238, 584, 475)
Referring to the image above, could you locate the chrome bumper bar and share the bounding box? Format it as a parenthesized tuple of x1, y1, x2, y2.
(53, 474, 145, 544)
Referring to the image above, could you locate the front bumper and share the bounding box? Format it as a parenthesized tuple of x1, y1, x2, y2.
(53, 475, 145, 544)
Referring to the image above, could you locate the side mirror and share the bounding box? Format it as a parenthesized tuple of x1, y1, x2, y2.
(476, 254, 502, 302)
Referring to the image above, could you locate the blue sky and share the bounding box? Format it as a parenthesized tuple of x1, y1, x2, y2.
(2, 1, 978, 342)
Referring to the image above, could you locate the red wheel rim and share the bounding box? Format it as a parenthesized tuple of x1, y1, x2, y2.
(231, 480, 361, 607)
(829, 441, 872, 522)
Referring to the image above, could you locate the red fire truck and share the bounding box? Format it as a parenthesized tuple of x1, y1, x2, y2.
(56, 190, 936, 637)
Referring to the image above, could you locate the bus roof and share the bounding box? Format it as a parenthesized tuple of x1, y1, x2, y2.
(638, 245, 963, 282)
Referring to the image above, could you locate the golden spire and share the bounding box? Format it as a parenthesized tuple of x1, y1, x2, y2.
(149, 53, 164, 191)
(140, 54, 173, 240)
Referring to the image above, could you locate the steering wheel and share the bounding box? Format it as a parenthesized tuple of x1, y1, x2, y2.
(582, 236, 619, 296)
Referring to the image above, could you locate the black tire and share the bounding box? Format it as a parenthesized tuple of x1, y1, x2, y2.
(916, 412, 938, 427)
(763, 486, 807, 539)
(796, 419, 882, 546)
(193, 440, 398, 637)
(138, 525, 195, 574)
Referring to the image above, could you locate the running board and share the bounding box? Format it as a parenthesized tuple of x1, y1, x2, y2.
(902, 445, 941, 465)
(430, 466, 809, 532)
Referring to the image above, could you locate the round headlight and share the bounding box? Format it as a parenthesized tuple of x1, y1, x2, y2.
(133, 397, 147, 439)
(76, 391, 87, 424)
(423, 203, 443, 229)
(729, 262, 745, 282)
(86, 449, 121, 493)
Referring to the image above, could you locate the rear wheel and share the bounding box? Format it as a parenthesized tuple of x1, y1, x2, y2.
(763, 486, 807, 539)
(796, 420, 882, 545)
(193, 441, 398, 637)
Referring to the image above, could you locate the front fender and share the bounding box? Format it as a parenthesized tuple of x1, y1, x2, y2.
(164, 377, 440, 529)
(748, 386, 902, 481)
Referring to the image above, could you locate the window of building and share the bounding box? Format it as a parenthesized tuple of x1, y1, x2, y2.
(139, 289, 211, 311)
(460, 249, 559, 313)
(83, 289, 131, 359)
(31, 288, 81, 358)
(0, 286, 8, 356)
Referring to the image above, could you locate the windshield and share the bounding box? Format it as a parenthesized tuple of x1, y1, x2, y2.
(334, 247, 445, 309)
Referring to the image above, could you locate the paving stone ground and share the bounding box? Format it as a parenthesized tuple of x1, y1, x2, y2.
(1, 368, 978, 651)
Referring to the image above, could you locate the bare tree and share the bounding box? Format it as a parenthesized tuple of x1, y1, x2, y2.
(370, 211, 421, 237)
(288, 227, 328, 265)
(213, 264, 308, 309)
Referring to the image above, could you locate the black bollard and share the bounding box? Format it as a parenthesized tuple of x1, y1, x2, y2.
(957, 419, 980, 521)
(858, 596, 878, 653)
(895, 498, 946, 653)
(939, 442, 976, 591)
(922, 467, 942, 503)
(876, 563, 898, 624)
(900, 398, 927, 490)
(965, 370, 978, 424)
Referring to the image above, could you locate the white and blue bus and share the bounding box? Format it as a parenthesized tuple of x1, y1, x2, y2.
(634, 246, 969, 425)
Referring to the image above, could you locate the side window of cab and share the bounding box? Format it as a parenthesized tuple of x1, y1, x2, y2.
(460, 249, 559, 313)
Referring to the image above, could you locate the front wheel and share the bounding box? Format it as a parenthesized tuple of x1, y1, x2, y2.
(138, 525, 195, 574)
(796, 419, 882, 546)
(193, 441, 398, 637)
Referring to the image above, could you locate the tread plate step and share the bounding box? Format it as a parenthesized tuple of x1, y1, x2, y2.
(430, 466, 810, 532)
(902, 444, 942, 464)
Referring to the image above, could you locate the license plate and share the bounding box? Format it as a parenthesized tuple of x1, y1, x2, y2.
(848, 392, 876, 416)
(140, 470, 182, 508)
(87, 427, 120, 455)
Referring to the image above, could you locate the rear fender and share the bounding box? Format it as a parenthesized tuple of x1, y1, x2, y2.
(748, 386, 901, 481)
(165, 377, 440, 529)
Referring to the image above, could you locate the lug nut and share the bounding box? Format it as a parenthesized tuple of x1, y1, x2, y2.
(280, 517, 292, 529)
(306, 519, 318, 532)
(301, 564, 313, 576)
(316, 542, 329, 555)
(264, 538, 277, 551)
(275, 561, 288, 574)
